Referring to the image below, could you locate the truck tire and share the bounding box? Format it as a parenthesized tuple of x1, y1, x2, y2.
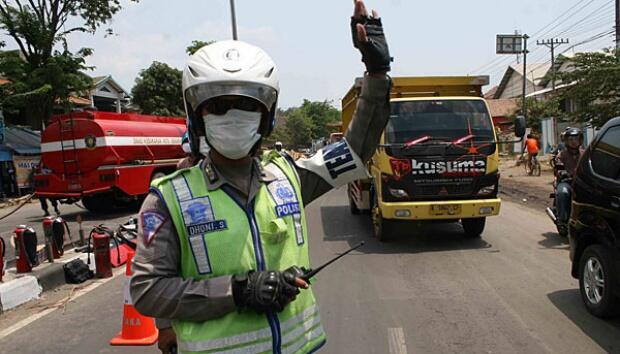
(462, 217, 486, 238)
(372, 193, 392, 242)
(82, 193, 114, 213)
(579, 244, 620, 318)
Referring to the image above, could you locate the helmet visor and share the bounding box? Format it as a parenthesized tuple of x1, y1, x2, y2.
(185, 82, 278, 115)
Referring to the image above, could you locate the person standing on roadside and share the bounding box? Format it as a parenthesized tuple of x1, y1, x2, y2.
(130, 1, 393, 353)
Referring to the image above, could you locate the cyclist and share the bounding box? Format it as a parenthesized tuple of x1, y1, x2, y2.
(523, 134, 540, 175)
(553, 127, 584, 235)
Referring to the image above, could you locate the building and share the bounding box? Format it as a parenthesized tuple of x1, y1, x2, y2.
(492, 63, 552, 99)
(0, 126, 41, 198)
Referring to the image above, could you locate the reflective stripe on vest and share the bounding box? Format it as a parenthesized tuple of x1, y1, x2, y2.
(179, 305, 321, 353)
(153, 153, 326, 354)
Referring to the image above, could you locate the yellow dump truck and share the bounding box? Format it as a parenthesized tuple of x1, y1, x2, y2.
(343, 76, 523, 241)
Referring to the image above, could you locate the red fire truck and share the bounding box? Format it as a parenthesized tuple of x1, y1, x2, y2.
(34, 111, 187, 212)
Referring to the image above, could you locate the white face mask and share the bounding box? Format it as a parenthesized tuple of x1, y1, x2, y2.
(203, 109, 262, 160)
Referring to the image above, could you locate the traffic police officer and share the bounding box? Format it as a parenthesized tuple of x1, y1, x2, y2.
(130, 1, 393, 353)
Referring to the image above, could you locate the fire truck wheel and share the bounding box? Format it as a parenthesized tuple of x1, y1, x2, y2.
(462, 217, 486, 238)
(82, 194, 113, 213)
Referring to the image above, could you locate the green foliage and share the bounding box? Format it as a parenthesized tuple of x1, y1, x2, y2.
(283, 110, 314, 148)
(557, 49, 620, 128)
(298, 100, 340, 139)
(515, 97, 561, 133)
(186, 40, 215, 55)
(0, 0, 137, 129)
(131, 62, 184, 116)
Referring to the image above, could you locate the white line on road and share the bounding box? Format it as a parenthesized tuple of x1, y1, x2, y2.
(388, 327, 408, 354)
(0, 267, 125, 340)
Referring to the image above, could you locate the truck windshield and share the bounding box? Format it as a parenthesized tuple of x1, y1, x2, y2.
(386, 100, 495, 144)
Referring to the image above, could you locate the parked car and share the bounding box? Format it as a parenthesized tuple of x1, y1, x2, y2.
(569, 116, 620, 318)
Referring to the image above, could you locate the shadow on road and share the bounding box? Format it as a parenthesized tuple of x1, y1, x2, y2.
(538, 231, 570, 250)
(548, 289, 620, 353)
(320, 205, 493, 255)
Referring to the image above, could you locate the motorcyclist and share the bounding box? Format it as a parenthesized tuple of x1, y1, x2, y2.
(130, 1, 393, 353)
(553, 127, 584, 235)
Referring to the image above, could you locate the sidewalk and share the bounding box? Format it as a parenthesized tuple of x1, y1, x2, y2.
(499, 155, 555, 212)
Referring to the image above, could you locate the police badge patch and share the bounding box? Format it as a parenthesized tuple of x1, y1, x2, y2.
(180, 196, 228, 236)
(141, 211, 166, 246)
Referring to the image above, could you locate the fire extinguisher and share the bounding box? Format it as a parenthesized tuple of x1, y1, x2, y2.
(42, 217, 55, 262)
(88, 226, 119, 278)
(0, 237, 6, 282)
(51, 217, 69, 258)
(14, 225, 38, 273)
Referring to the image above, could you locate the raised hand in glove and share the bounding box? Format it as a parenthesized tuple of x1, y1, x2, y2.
(351, 0, 392, 74)
(232, 267, 309, 313)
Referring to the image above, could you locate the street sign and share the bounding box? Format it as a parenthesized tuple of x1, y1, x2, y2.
(496, 35, 523, 54)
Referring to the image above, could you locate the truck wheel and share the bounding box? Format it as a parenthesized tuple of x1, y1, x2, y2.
(579, 245, 620, 318)
(82, 194, 113, 213)
(372, 195, 392, 242)
(462, 217, 486, 238)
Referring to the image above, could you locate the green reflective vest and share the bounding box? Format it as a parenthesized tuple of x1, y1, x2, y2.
(152, 152, 326, 354)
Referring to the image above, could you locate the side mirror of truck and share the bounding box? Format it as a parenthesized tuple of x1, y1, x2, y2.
(514, 116, 526, 138)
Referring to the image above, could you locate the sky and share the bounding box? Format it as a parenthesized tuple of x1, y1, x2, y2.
(2, 0, 617, 108)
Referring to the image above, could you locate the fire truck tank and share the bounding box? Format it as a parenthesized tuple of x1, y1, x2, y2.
(41, 111, 186, 175)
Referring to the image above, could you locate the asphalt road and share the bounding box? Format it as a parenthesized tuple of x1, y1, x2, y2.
(1, 187, 619, 354)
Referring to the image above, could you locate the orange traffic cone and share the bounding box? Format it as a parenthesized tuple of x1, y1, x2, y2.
(110, 250, 159, 346)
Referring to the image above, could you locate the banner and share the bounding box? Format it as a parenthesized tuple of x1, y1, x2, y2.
(13, 155, 40, 188)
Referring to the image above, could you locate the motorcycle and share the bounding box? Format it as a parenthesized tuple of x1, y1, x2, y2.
(546, 164, 571, 237)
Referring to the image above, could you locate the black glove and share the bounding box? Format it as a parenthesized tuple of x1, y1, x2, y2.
(351, 16, 392, 73)
(232, 268, 302, 313)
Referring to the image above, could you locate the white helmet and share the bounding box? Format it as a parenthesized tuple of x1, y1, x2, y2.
(182, 40, 280, 154)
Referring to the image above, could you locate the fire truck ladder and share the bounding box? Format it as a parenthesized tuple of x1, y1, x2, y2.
(58, 116, 81, 181)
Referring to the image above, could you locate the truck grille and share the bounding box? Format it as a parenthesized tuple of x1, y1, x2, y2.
(413, 183, 473, 198)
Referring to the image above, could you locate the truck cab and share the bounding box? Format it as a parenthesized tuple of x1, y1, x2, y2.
(344, 76, 513, 241)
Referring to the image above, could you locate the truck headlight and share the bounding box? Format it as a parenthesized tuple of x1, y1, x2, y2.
(388, 188, 409, 199)
(477, 184, 496, 196)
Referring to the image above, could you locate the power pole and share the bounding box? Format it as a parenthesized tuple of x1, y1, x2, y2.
(536, 38, 569, 91)
(230, 0, 238, 40)
(536, 38, 568, 146)
(522, 34, 529, 122)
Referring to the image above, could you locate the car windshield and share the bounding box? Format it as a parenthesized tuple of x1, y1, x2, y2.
(385, 100, 495, 144)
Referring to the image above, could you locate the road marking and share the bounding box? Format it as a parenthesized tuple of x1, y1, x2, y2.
(0, 267, 125, 340)
(388, 327, 408, 354)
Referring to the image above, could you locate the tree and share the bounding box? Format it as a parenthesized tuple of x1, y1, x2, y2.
(515, 97, 561, 134)
(186, 40, 215, 55)
(298, 100, 340, 139)
(131, 62, 184, 116)
(557, 49, 620, 128)
(0, 0, 138, 129)
(284, 110, 314, 148)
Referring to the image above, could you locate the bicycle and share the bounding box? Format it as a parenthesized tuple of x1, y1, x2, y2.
(524, 154, 541, 176)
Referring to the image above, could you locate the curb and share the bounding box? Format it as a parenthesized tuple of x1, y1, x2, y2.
(0, 252, 94, 313)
